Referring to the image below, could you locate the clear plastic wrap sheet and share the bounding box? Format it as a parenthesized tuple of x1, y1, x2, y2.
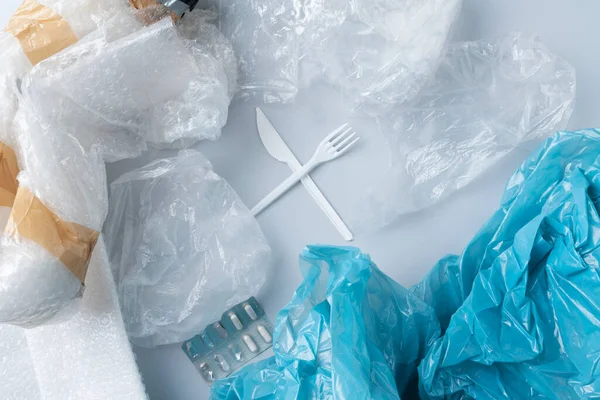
(104, 150, 272, 348)
(211, 246, 440, 399)
(177, 9, 237, 99)
(0, 103, 107, 328)
(357, 33, 576, 231)
(414, 129, 600, 398)
(211, 0, 461, 109)
(215, 0, 298, 103)
(300, 0, 463, 114)
(22, 16, 233, 158)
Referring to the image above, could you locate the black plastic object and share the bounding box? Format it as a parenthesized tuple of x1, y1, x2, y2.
(156, 0, 198, 15)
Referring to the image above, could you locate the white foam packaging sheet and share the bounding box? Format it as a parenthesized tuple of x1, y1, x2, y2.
(104, 150, 272, 348)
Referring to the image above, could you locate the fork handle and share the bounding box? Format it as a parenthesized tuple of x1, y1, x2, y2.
(252, 159, 318, 216)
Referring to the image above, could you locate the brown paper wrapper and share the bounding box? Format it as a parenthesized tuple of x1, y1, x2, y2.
(0, 143, 20, 208)
(5, 186, 100, 283)
(4, 0, 79, 66)
(129, 0, 180, 24)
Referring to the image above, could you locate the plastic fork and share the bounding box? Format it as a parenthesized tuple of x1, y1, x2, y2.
(252, 124, 360, 215)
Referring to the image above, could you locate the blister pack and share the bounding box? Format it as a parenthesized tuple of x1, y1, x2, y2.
(182, 297, 273, 384)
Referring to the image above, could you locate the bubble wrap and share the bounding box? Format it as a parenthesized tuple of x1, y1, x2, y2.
(104, 150, 272, 348)
(22, 16, 233, 156)
(0, 0, 131, 151)
(0, 33, 29, 149)
(31, 0, 132, 37)
(0, 104, 107, 328)
(357, 34, 576, 230)
(212, 0, 461, 110)
(0, 325, 39, 400)
(0, 240, 148, 400)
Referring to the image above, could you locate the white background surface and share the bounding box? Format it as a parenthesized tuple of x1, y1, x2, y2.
(1, 1, 599, 399)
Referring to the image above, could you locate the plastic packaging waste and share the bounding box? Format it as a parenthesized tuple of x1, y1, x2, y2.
(0, 103, 108, 328)
(212, 130, 600, 398)
(211, 246, 440, 399)
(413, 129, 600, 399)
(183, 297, 273, 384)
(300, 0, 462, 114)
(0, 240, 147, 400)
(212, 0, 461, 110)
(0, 0, 130, 155)
(0, 0, 129, 329)
(357, 33, 576, 230)
(104, 150, 272, 348)
(22, 14, 233, 158)
(177, 8, 237, 100)
(215, 0, 298, 103)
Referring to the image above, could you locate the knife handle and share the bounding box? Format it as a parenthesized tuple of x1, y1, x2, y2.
(298, 175, 353, 241)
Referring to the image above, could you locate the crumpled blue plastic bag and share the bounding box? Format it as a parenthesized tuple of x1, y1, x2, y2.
(211, 246, 440, 399)
(211, 129, 600, 399)
(414, 129, 600, 399)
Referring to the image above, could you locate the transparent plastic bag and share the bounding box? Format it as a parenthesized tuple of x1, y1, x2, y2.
(177, 9, 238, 99)
(22, 16, 233, 158)
(357, 33, 576, 231)
(104, 150, 271, 347)
(215, 0, 298, 103)
(300, 0, 462, 114)
(211, 246, 440, 399)
(211, 0, 461, 110)
(414, 129, 600, 398)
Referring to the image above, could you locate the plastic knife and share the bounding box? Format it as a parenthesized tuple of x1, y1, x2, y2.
(255, 108, 353, 241)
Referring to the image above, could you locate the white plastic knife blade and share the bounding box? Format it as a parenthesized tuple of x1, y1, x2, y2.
(256, 108, 293, 163)
(255, 108, 353, 241)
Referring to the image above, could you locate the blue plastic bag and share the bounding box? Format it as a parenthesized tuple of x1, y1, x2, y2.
(415, 129, 600, 399)
(211, 246, 440, 399)
(212, 129, 600, 399)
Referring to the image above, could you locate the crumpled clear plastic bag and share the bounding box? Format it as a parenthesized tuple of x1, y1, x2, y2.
(211, 246, 440, 399)
(413, 129, 600, 398)
(177, 9, 238, 99)
(104, 150, 271, 348)
(211, 0, 461, 109)
(22, 14, 233, 159)
(300, 0, 462, 114)
(215, 0, 298, 103)
(357, 33, 576, 231)
(0, 101, 108, 328)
